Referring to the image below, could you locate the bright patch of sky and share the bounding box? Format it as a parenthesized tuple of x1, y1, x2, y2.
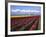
(10, 5, 41, 16)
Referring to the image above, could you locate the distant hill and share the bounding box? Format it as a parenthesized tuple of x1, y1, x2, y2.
(11, 12, 41, 16)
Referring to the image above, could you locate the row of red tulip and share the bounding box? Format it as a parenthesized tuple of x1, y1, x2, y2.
(11, 16, 40, 31)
